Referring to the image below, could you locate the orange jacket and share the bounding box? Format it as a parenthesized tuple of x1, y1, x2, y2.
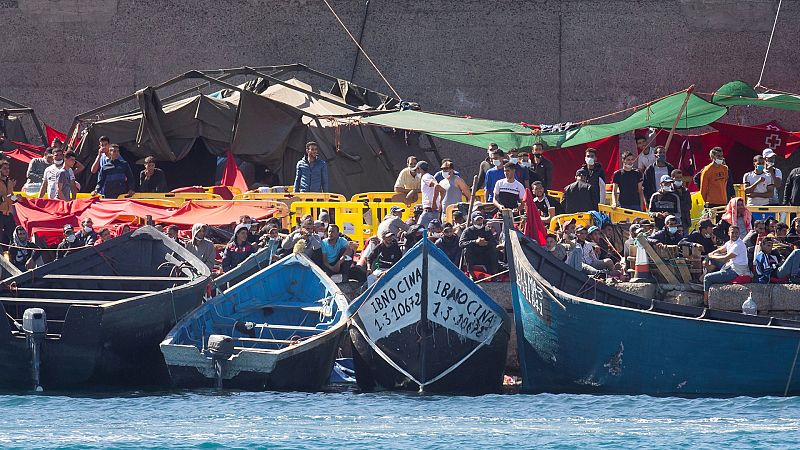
(699, 163, 728, 206)
(0, 177, 13, 216)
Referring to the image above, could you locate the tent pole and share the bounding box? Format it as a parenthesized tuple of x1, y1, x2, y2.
(243, 67, 356, 111)
(662, 85, 695, 153)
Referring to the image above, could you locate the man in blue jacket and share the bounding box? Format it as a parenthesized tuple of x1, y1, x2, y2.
(92, 144, 135, 198)
(294, 141, 328, 192)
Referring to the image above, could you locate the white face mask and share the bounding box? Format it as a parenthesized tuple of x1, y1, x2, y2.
(674, 180, 683, 188)
(445, 171, 452, 179)
(54, 159, 64, 167)
(668, 226, 678, 234)
(585, 157, 595, 166)
(83, 226, 93, 233)
(714, 158, 725, 165)
(509, 157, 519, 164)
(662, 185, 673, 192)
(623, 163, 633, 170)
(520, 161, 531, 168)
(317, 231, 326, 238)
(493, 160, 502, 167)
(243, 223, 252, 230)
(66, 234, 76, 243)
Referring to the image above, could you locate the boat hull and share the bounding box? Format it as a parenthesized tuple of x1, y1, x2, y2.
(505, 218, 800, 397)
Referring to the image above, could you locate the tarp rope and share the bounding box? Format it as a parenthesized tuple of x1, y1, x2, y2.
(757, 0, 783, 88)
(321, 0, 401, 99)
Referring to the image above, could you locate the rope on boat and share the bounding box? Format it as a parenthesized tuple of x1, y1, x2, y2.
(757, 0, 783, 88)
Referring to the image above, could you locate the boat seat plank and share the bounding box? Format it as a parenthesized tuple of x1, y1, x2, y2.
(234, 337, 296, 344)
(262, 304, 323, 312)
(13, 287, 154, 296)
(0, 297, 106, 305)
(253, 324, 321, 332)
(40, 274, 190, 282)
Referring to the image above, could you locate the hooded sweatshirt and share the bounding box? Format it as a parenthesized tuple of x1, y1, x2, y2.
(9, 227, 40, 271)
(184, 223, 216, 270)
(221, 223, 255, 271)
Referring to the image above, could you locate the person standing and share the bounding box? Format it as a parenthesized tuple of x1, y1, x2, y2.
(416, 161, 443, 227)
(579, 148, 606, 207)
(672, 169, 692, 230)
(648, 175, 681, 229)
(563, 169, 597, 214)
(92, 144, 135, 198)
(0, 160, 17, 245)
(138, 156, 168, 192)
(492, 163, 525, 210)
(635, 135, 657, 172)
(392, 156, 420, 205)
(483, 150, 506, 203)
(293, 141, 328, 193)
(699, 147, 729, 207)
(611, 151, 646, 211)
(763, 148, 783, 205)
(438, 160, 470, 212)
(743, 155, 774, 207)
(476, 143, 499, 190)
(24, 147, 53, 194)
(784, 165, 800, 206)
(530, 143, 553, 190)
(642, 146, 674, 201)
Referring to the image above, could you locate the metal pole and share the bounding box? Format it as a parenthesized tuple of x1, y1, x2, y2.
(458, 175, 479, 271)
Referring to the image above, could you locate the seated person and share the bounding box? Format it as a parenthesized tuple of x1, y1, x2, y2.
(458, 212, 499, 274)
(9, 226, 41, 271)
(648, 215, 683, 246)
(754, 237, 780, 283)
(56, 224, 82, 260)
(756, 237, 800, 283)
(435, 223, 461, 265)
(321, 224, 365, 282)
(545, 233, 567, 261)
(529, 181, 563, 224)
(367, 231, 403, 281)
(679, 219, 717, 255)
(584, 226, 615, 271)
(221, 224, 256, 272)
(742, 220, 766, 248)
(703, 225, 751, 304)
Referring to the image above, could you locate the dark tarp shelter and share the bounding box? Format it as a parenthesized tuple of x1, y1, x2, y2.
(0, 95, 47, 151)
(71, 66, 432, 196)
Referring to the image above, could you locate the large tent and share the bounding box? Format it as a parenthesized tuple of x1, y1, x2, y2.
(0, 94, 47, 151)
(70, 65, 436, 196)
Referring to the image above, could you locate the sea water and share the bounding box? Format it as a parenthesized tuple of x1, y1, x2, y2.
(1, 390, 798, 449)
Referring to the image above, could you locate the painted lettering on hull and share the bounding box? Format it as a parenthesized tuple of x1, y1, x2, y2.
(513, 253, 551, 324)
(360, 259, 423, 340)
(427, 258, 503, 343)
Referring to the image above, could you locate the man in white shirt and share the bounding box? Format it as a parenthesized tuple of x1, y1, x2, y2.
(492, 163, 525, 211)
(636, 135, 657, 172)
(703, 225, 751, 304)
(763, 148, 783, 205)
(743, 155, 774, 207)
(415, 161, 444, 227)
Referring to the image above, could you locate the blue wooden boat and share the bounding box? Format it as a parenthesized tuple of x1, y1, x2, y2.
(347, 237, 510, 394)
(503, 212, 800, 397)
(160, 252, 349, 391)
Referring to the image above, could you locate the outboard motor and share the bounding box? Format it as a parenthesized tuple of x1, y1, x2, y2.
(207, 334, 234, 388)
(22, 308, 46, 392)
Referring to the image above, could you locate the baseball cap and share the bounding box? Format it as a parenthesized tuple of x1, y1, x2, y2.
(390, 206, 405, 213)
(763, 148, 777, 158)
(660, 175, 674, 183)
(414, 161, 430, 172)
(587, 225, 599, 234)
(471, 211, 484, 220)
(665, 215, 678, 223)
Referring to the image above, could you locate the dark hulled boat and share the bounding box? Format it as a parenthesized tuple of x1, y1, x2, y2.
(160, 252, 349, 391)
(0, 226, 211, 390)
(503, 212, 800, 397)
(348, 238, 510, 394)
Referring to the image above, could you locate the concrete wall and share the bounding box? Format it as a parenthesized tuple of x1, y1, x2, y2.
(2, 0, 799, 178)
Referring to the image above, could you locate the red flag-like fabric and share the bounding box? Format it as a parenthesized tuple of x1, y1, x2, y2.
(45, 124, 81, 148)
(220, 149, 249, 193)
(711, 121, 800, 159)
(523, 190, 547, 245)
(545, 135, 620, 190)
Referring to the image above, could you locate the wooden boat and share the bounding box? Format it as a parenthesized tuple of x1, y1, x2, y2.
(160, 252, 349, 391)
(502, 212, 800, 397)
(0, 226, 211, 391)
(347, 237, 510, 394)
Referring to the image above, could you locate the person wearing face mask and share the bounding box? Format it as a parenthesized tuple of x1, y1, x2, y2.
(612, 151, 646, 211)
(9, 226, 41, 271)
(518, 152, 543, 186)
(76, 218, 98, 246)
(648, 215, 683, 246)
(506, 149, 529, 188)
(393, 155, 421, 205)
(679, 219, 717, 255)
(530, 143, 553, 190)
(56, 224, 82, 259)
(437, 160, 470, 212)
(642, 146, 674, 201)
(762, 148, 783, 206)
(459, 212, 499, 275)
(579, 148, 606, 207)
(699, 147, 730, 208)
(434, 158, 461, 182)
(563, 168, 597, 214)
(476, 144, 499, 190)
(483, 150, 507, 203)
(743, 155, 774, 208)
(648, 175, 681, 230)
(38, 147, 65, 199)
(671, 169, 692, 230)
(24, 147, 53, 195)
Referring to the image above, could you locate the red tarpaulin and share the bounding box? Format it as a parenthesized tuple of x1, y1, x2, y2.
(711, 121, 800, 159)
(45, 124, 80, 148)
(220, 149, 249, 193)
(14, 197, 277, 239)
(546, 135, 620, 191)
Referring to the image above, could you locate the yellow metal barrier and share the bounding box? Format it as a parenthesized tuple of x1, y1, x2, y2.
(290, 201, 413, 249)
(351, 192, 401, 203)
(745, 205, 799, 224)
(548, 213, 593, 231)
(597, 204, 650, 224)
(547, 190, 563, 201)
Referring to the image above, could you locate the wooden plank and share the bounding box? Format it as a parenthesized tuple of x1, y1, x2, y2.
(14, 287, 153, 296)
(0, 297, 106, 305)
(252, 324, 320, 332)
(635, 235, 680, 285)
(234, 337, 295, 344)
(40, 274, 189, 282)
(674, 258, 692, 284)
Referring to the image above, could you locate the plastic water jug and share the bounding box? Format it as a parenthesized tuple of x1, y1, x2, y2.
(742, 292, 757, 316)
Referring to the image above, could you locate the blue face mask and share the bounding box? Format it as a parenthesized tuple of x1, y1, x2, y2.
(493, 160, 502, 167)
(668, 226, 678, 234)
(756, 165, 765, 173)
(509, 157, 519, 164)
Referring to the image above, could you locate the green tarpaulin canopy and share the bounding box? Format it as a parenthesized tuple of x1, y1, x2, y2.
(713, 80, 800, 111)
(361, 90, 727, 150)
